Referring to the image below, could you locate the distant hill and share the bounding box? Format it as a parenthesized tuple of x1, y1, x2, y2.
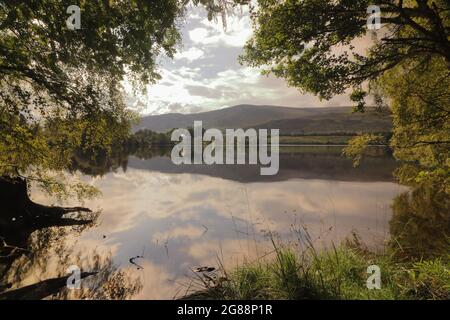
(135, 104, 392, 135)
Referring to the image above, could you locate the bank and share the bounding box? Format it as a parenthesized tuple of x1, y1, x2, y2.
(183, 239, 449, 300)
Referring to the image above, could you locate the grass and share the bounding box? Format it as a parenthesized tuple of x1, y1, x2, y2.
(182, 235, 450, 300)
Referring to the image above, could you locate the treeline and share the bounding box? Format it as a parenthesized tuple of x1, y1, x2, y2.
(281, 132, 392, 138)
(126, 127, 207, 148)
(126, 129, 174, 148)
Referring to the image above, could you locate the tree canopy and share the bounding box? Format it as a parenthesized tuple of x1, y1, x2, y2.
(239, 0, 449, 191)
(0, 0, 189, 196)
(240, 0, 449, 102)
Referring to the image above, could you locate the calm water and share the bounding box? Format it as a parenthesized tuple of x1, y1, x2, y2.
(11, 147, 408, 299)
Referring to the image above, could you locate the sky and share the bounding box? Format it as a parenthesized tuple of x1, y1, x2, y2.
(124, 6, 354, 116)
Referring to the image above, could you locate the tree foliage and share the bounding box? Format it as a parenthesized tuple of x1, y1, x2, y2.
(0, 0, 185, 194)
(240, 0, 449, 100)
(239, 0, 449, 190)
(342, 133, 385, 167)
(381, 56, 449, 191)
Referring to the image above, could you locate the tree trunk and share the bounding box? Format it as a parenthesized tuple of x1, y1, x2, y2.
(0, 176, 93, 256)
(0, 176, 96, 297)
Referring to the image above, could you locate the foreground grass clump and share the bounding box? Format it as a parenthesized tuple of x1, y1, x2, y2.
(185, 244, 449, 300)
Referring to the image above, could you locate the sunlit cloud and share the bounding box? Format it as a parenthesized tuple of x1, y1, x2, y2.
(189, 27, 210, 43)
(174, 47, 205, 62)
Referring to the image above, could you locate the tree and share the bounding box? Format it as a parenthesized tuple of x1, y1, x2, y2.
(240, 0, 449, 102)
(239, 0, 449, 190)
(0, 1, 184, 192)
(380, 56, 449, 192)
(0, 0, 240, 186)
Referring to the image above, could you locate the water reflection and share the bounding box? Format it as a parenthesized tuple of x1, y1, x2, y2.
(0, 177, 141, 300)
(1, 146, 447, 299)
(390, 184, 450, 260)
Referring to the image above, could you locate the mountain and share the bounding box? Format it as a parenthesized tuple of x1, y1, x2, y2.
(134, 104, 392, 135)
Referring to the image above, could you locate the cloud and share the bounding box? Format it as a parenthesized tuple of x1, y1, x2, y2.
(185, 85, 219, 99)
(174, 47, 205, 62)
(188, 11, 252, 48)
(198, 12, 252, 47)
(152, 225, 205, 242)
(189, 27, 210, 44)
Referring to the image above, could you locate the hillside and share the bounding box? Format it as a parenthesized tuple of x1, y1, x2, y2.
(135, 104, 392, 135)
